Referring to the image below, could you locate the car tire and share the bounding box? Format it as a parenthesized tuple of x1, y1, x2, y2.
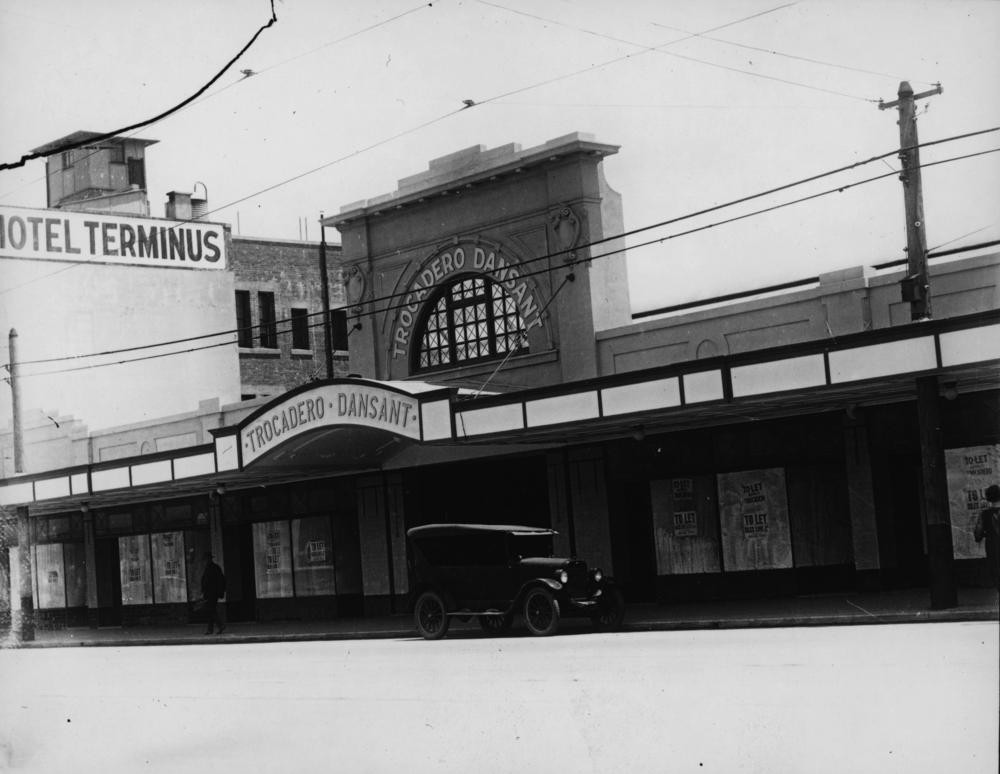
(591, 585, 625, 630)
(523, 587, 560, 636)
(478, 611, 512, 634)
(414, 591, 450, 640)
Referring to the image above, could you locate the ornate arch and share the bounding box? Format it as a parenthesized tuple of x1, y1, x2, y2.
(411, 273, 529, 372)
(388, 238, 547, 368)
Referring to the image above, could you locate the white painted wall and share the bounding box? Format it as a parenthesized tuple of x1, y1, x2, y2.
(1, 257, 240, 435)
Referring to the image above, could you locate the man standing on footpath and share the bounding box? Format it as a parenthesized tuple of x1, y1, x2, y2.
(201, 553, 227, 635)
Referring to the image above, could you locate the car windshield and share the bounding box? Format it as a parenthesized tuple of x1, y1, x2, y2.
(508, 533, 553, 559)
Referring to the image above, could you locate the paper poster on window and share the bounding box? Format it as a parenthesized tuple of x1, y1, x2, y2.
(292, 516, 336, 596)
(717, 468, 793, 571)
(151, 531, 188, 603)
(946, 444, 1000, 559)
(651, 476, 721, 575)
(253, 521, 293, 598)
(119, 534, 153, 605)
(33, 544, 66, 609)
(63, 542, 87, 608)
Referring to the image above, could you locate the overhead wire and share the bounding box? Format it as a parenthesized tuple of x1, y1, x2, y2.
(348, 146, 1000, 323)
(473, 273, 575, 397)
(476, 0, 879, 103)
(648, 20, 937, 86)
(0, 2, 442, 296)
(927, 222, 1000, 253)
(471, 1, 799, 106)
(0, 1, 279, 172)
(0, 1, 436, 201)
(0, 1, 810, 245)
(7, 126, 998, 365)
(10, 144, 998, 380)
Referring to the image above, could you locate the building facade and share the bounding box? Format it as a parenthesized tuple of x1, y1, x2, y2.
(2, 134, 997, 630)
(1, 132, 350, 473)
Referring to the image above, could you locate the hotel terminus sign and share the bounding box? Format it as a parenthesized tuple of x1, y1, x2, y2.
(240, 383, 422, 465)
(0, 204, 227, 269)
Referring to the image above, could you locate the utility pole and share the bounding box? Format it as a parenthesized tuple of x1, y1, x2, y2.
(878, 80, 942, 320)
(8, 329, 23, 472)
(318, 213, 334, 380)
(879, 81, 956, 610)
(7, 328, 35, 641)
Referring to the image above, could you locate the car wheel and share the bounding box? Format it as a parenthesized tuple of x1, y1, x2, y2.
(414, 591, 450, 640)
(523, 587, 560, 636)
(591, 585, 625, 630)
(478, 611, 512, 634)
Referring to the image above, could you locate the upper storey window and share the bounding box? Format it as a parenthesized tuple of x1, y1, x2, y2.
(415, 276, 529, 371)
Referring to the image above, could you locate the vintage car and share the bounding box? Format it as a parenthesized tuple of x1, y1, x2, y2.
(407, 523, 625, 639)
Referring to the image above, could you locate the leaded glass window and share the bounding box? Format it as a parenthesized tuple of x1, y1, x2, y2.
(415, 276, 529, 370)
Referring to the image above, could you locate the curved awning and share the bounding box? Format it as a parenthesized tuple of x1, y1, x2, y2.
(223, 378, 454, 470)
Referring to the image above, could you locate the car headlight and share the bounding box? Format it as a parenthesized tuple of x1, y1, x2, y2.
(592, 568, 603, 583)
(557, 569, 569, 584)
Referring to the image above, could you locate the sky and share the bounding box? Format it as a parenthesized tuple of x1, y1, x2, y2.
(0, 0, 998, 435)
(1, 0, 998, 310)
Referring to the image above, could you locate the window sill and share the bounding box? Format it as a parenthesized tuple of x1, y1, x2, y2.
(291, 349, 314, 359)
(239, 347, 281, 359)
(414, 347, 558, 378)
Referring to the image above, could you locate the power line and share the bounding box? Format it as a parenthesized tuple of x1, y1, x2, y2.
(477, 0, 878, 103)
(648, 20, 936, 86)
(0, 2, 435, 202)
(927, 222, 1000, 253)
(0, 1, 804, 253)
(356, 146, 1000, 324)
(191, 106, 466, 225)
(12, 144, 997, 379)
(13, 309, 341, 380)
(468, 1, 798, 106)
(6, 126, 997, 367)
(473, 273, 575, 397)
(330, 124, 1000, 316)
(0, 1, 278, 172)
(251, 2, 434, 77)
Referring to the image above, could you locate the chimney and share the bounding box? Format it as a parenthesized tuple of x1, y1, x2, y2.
(191, 181, 209, 220)
(165, 191, 192, 220)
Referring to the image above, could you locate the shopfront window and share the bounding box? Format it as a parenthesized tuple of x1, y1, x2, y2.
(151, 531, 188, 604)
(251, 516, 338, 598)
(34, 544, 67, 609)
(292, 516, 336, 596)
(30, 513, 87, 610)
(414, 276, 528, 371)
(253, 520, 294, 598)
(119, 534, 153, 605)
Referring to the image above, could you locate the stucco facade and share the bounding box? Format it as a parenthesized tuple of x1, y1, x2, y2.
(328, 133, 631, 390)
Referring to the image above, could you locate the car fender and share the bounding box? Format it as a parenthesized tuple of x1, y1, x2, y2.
(513, 577, 563, 607)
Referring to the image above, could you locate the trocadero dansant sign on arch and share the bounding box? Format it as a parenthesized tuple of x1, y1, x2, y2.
(390, 240, 545, 360)
(240, 382, 423, 465)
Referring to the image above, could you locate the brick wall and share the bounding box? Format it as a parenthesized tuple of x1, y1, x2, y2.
(230, 236, 349, 398)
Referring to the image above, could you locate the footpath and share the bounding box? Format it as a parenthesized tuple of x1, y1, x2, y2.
(7, 587, 998, 649)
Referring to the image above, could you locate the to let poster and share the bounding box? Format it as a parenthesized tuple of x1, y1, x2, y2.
(650, 476, 721, 575)
(33, 544, 66, 610)
(717, 468, 793, 571)
(119, 534, 153, 605)
(945, 444, 1000, 559)
(151, 531, 188, 603)
(253, 521, 294, 598)
(292, 516, 336, 596)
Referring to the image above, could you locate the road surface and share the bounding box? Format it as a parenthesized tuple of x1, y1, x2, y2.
(1, 622, 997, 773)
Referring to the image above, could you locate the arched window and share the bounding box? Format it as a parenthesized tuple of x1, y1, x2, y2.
(415, 276, 529, 370)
